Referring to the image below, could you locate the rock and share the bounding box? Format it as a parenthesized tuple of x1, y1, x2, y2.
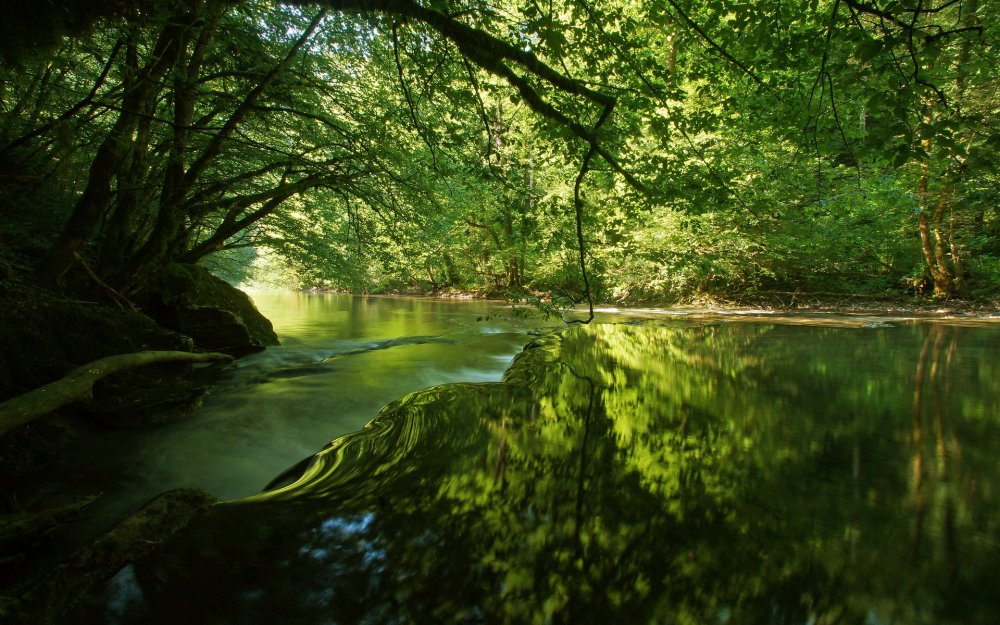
(174, 305, 259, 354)
(0, 489, 219, 625)
(0, 284, 193, 404)
(141, 263, 279, 356)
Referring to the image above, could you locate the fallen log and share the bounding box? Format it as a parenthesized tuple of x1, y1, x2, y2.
(0, 351, 233, 437)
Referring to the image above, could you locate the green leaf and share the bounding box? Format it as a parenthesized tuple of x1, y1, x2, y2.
(854, 39, 883, 63)
(892, 145, 911, 168)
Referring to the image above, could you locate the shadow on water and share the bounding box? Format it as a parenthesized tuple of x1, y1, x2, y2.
(76, 322, 1000, 625)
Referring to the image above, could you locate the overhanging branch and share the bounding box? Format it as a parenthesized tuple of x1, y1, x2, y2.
(290, 0, 647, 193)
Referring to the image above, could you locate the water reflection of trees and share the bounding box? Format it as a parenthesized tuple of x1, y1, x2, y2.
(904, 325, 999, 623)
(90, 323, 1000, 625)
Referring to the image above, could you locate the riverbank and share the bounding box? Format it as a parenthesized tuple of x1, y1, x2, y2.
(666, 290, 1000, 315)
(0, 265, 279, 586)
(297, 284, 1000, 317)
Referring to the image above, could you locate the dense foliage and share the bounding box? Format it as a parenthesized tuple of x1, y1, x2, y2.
(0, 0, 997, 304)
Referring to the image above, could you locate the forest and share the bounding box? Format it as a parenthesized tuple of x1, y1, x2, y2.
(0, 1, 999, 623)
(0, 0, 997, 307)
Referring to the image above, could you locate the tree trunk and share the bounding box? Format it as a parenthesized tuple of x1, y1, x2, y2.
(443, 252, 460, 286)
(125, 10, 326, 292)
(99, 40, 156, 276)
(917, 129, 954, 298)
(33, 13, 193, 288)
(503, 201, 520, 288)
(914, 0, 980, 300)
(931, 186, 954, 296)
(949, 201, 965, 296)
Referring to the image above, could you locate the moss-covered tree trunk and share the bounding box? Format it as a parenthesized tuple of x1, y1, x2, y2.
(917, 165, 956, 299)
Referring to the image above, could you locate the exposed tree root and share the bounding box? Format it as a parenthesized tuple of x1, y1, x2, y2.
(71, 251, 137, 312)
(0, 351, 233, 438)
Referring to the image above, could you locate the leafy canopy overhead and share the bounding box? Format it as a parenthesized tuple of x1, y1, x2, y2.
(0, 0, 996, 302)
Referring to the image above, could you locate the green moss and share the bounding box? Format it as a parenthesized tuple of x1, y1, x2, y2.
(146, 264, 278, 350)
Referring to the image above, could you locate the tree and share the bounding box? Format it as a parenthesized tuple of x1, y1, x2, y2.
(1, 0, 997, 304)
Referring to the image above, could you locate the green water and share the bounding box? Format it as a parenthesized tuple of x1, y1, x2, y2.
(23, 293, 540, 555)
(81, 317, 1000, 624)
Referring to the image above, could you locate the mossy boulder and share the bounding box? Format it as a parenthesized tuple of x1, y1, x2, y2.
(140, 264, 278, 356)
(0, 283, 217, 477)
(0, 285, 193, 403)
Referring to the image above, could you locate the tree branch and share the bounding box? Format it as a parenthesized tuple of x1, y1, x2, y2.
(294, 0, 648, 193)
(663, 0, 762, 85)
(2, 39, 124, 154)
(392, 21, 441, 169)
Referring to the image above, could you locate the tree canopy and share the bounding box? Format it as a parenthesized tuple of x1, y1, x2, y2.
(0, 0, 997, 304)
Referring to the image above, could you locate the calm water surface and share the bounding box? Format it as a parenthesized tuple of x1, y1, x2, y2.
(76, 305, 1000, 625)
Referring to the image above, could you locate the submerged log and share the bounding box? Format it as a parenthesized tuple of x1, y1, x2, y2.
(0, 350, 232, 437)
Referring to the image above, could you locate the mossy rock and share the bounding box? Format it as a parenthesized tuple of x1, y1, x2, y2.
(0, 284, 193, 403)
(0, 283, 224, 476)
(141, 264, 278, 356)
(0, 489, 219, 625)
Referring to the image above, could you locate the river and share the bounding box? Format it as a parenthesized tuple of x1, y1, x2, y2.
(28, 293, 547, 546)
(28, 294, 1000, 623)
